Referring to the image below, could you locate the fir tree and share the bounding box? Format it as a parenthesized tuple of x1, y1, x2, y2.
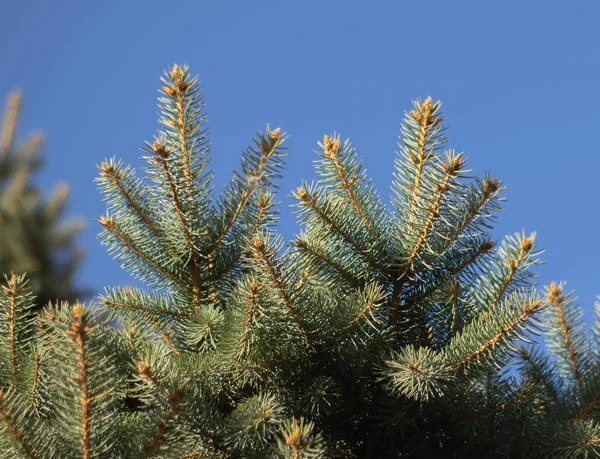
(0, 90, 86, 308)
(1, 65, 599, 458)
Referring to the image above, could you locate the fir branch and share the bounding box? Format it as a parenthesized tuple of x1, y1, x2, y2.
(448, 295, 544, 369)
(450, 278, 460, 338)
(169, 65, 195, 192)
(150, 323, 181, 355)
(320, 134, 378, 239)
(211, 196, 269, 283)
(574, 393, 600, 421)
(98, 160, 163, 241)
(99, 215, 189, 288)
(141, 385, 186, 459)
(66, 304, 92, 459)
(517, 347, 561, 406)
(0, 274, 35, 388)
(29, 352, 40, 410)
(205, 129, 283, 257)
(407, 98, 441, 220)
(343, 285, 386, 332)
(101, 295, 191, 320)
(154, 143, 194, 243)
(6, 276, 18, 386)
(397, 240, 496, 329)
(342, 298, 377, 332)
(250, 235, 314, 351)
(467, 381, 531, 421)
(232, 280, 259, 363)
(487, 234, 535, 311)
(403, 154, 464, 272)
(293, 237, 359, 288)
(545, 282, 583, 384)
(427, 176, 501, 266)
(0, 389, 37, 459)
(295, 186, 389, 277)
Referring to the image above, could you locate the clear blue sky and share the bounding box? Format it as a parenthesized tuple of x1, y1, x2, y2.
(2, 1, 599, 318)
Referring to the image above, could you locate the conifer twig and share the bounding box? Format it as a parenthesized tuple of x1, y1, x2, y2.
(322, 134, 378, 240)
(296, 188, 389, 277)
(99, 162, 163, 240)
(545, 282, 582, 384)
(454, 299, 543, 368)
(4, 274, 19, 386)
(66, 304, 92, 459)
(205, 129, 282, 257)
(141, 385, 186, 459)
(251, 237, 314, 351)
(0, 390, 37, 459)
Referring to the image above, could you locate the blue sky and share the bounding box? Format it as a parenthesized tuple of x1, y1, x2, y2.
(2, 1, 599, 318)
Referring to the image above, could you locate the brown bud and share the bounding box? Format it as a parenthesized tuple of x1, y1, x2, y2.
(163, 85, 176, 97)
(296, 187, 308, 201)
(410, 110, 422, 121)
(99, 161, 115, 178)
(409, 152, 420, 165)
(323, 135, 340, 157)
(292, 238, 305, 248)
(261, 138, 270, 153)
(72, 303, 84, 319)
(137, 361, 150, 376)
(520, 235, 534, 254)
(171, 64, 182, 81)
(177, 81, 189, 92)
(422, 97, 433, 115)
(252, 236, 264, 250)
(249, 280, 258, 295)
(99, 215, 116, 228)
(257, 194, 270, 208)
(444, 153, 465, 177)
(270, 127, 281, 142)
(481, 239, 496, 252)
(434, 182, 449, 193)
(545, 281, 564, 304)
(483, 177, 500, 196)
(152, 140, 170, 158)
(285, 425, 302, 446)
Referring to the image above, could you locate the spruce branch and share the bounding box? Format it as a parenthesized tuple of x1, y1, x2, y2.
(0, 274, 35, 388)
(294, 184, 389, 278)
(66, 304, 92, 459)
(315, 134, 386, 246)
(0, 389, 37, 459)
(292, 235, 360, 288)
(205, 127, 285, 258)
(543, 282, 589, 388)
(402, 151, 466, 274)
(141, 385, 186, 459)
(249, 233, 314, 352)
(97, 159, 164, 242)
(381, 345, 453, 402)
(445, 291, 545, 370)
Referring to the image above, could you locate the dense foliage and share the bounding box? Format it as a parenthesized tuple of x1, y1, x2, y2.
(1, 65, 599, 458)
